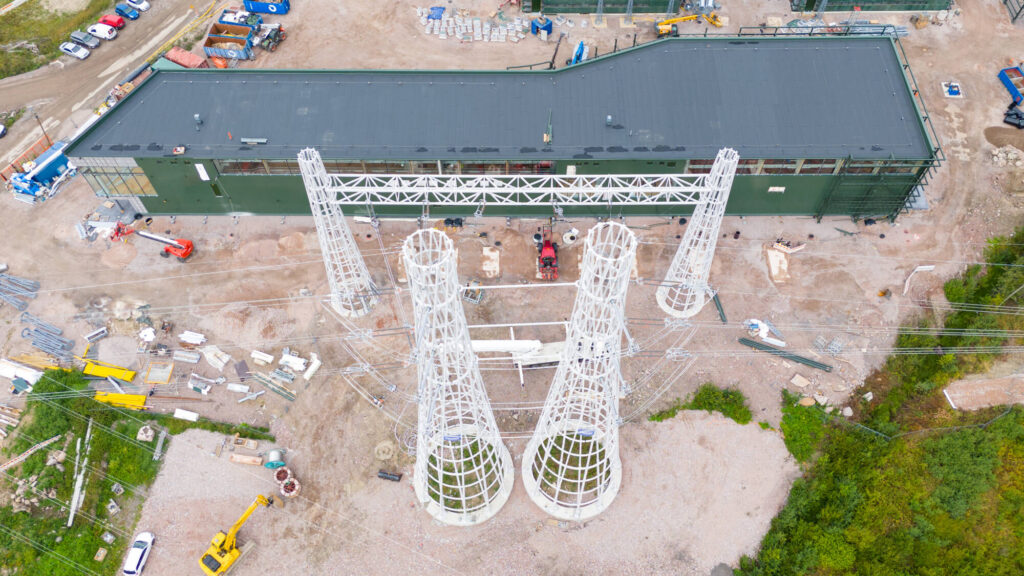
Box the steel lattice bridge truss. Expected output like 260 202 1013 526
323 173 711 208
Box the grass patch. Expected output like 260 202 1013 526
0 0 115 79
2 108 25 129
534 433 609 500
738 226 1024 576
147 413 275 441
0 370 274 575
649 383 752 425
425 439 501 512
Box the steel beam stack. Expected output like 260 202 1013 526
0 274 40 311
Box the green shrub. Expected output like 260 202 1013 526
684 384 752 424
924 429 1000 519
649 384 753 425
779 391 824 463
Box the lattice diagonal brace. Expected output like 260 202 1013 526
297 148 378 317
522 222 638 521
656 148 740 319
403 229 513 526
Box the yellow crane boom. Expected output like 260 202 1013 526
199 494 272 575
655 14 699 37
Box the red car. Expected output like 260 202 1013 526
98 14 126 29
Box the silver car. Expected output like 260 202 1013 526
59 42 90 60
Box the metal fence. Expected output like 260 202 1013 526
792 0 951 10
530 0 679 13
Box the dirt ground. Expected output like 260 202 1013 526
2 0 1024 574
135 413 797 576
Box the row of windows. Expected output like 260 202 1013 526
206 157 927 178
685 158 924 176
80 165 156 197
214 159 557 176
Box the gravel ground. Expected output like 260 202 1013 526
134 411 797 575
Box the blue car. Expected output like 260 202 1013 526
115 4 139 20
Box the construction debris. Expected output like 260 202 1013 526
237 390 265 403
178 331 207 346
278 349 307 372
201 345 232 371
250 350 274 366
303 353 321 381
172 408 199 422
172 350 201 364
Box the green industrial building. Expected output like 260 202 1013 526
66 35 941 221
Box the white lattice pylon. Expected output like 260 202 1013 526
297 148 378 317
656 148 740 318
403 229 513 526
522 222 638 521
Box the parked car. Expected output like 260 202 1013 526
122 532 154 576
0 125 7 139
99 14 126 29
125 0 150 10
87 23 118 40
115 4 139 20
59 42 90 60
69 30 101 49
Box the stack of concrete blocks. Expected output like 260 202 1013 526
417 7 527 44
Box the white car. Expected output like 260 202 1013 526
122 532 154 575
59 42 90 60
125 0 150 10
87 23 117 40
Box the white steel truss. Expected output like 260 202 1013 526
297 148 378 317
403 229 513 526
325 173 708 207
656 148 740 319
522 222 637 521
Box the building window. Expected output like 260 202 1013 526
508 161 554 175
323 160 365 173
216 160 268 175
736 158 761 175
76 158 156 197
461 162 506 175
845 161 878 175
762 160 797 175
412 161 439 174
686 159 714 174
799 159 837 175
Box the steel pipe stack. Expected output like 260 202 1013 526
0 274 40 311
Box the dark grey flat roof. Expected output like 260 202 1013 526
68 37 934 162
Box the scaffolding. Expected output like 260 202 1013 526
297 148 378 317
656 148 739 319
521 222 637 521
403 229 513 526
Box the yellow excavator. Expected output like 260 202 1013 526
199 494 273 575
655 14 699 37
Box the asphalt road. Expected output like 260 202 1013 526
0 0 211 165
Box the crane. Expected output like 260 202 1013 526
655 15 699 37
111 221 195 261
198 494 273 575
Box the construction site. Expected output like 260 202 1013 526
2 0 1024 575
